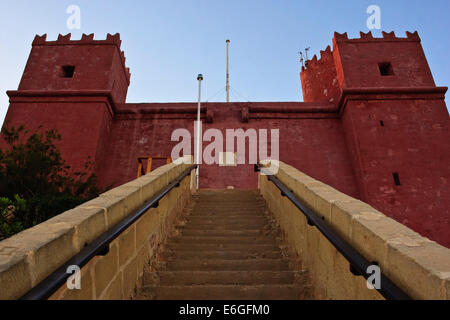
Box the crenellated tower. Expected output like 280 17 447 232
3 33 131 176
300 45 340 104
301 31 449 244
21 33 130 101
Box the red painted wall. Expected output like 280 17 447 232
341 97 450 247
2 97 113 176
98 102 359 199
1 32 449 247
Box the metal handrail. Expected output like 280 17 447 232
254 164 411 300
20 164 197 300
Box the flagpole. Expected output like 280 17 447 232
226 39 230 102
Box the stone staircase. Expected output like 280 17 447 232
137 190 311 300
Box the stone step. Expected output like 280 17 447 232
188 211 267 217
179 224 273 231
192 204 265 209
165 243 281 252
143 270 306 286
185 219 269 226
188 215 267 220
192 200 265 204
162 258 291 271
195 198 263 201
192 202 265 206
140 284 307 300
182 222 269 229
169 236 277 244
191 206 266 210
178 228 274 237
192 196 262 201
193 190 260 196
161 249 283 260
136 189 311 300
187 216 268 223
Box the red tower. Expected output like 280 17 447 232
3 33 130 175
301 31 450 246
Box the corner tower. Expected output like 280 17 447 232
3 33 130 176
301 31 450 247
19 33 130 102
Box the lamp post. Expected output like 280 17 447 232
196 74 203 190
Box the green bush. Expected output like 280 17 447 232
0 195 25 239
0 124 103 240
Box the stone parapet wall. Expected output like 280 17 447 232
0 156 196 300
258 160 450 300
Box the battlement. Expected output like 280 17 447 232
333 30 421 42
300 30 436 103
32 33 131 84
300 44 339 103
301 45 333 72
33 33 122 46
303 30 422 73
18 33 131 102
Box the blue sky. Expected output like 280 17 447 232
0 0 449 123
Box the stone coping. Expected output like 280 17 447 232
259 160 450 299
0 156 194 300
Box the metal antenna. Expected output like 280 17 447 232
299 51 304 68
305 47 310 61
226 39 230 103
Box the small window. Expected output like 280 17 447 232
380 120 385 127
378 62 394 76
61 65 75 78
393 172 401 186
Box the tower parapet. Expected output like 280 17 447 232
333 30 421 42
19 33 130 103
4 33 132 178
301 30 436 105
31 33 131 85
300 45 340 103
302 45 333 71
332 30 435 91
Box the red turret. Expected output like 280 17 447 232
301 31 449 246
3 33 131 176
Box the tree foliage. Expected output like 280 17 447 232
0 124 102 240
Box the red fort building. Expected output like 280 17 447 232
2 31 449 247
